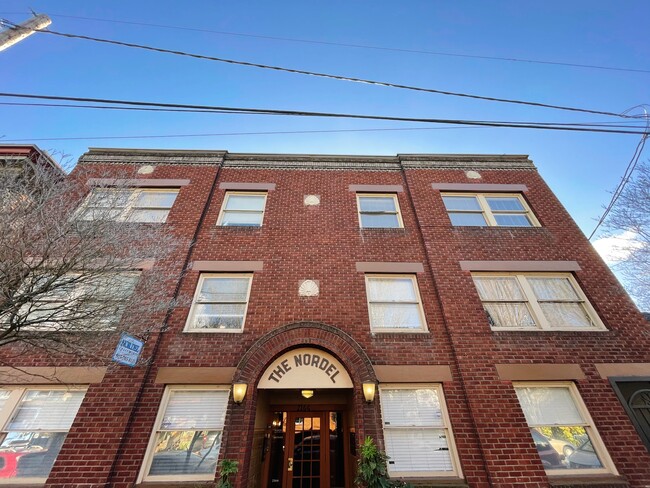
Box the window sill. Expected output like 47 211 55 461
491 327 609 333
389 477 467 487
547 473 627 486
360 227 407 234
215 225 262 230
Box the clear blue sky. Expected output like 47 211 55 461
2 0 648 239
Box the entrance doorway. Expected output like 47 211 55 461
263 409 347 488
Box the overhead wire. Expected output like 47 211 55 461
2 11 649 75
1 19 641 120
1 92 648 135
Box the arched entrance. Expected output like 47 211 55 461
227 322 378 488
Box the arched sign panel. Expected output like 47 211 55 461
258 348 353 389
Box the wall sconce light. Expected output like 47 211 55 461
233 383 247 404
363 383 376 403
301 390 314 399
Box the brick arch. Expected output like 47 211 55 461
234 321 376 386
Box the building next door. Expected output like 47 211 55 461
264 409 347 488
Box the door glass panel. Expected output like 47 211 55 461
292 415 321 488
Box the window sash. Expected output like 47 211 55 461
141 387 229 482
365 275 426 332
472 273 603 331
442 193 537 227
514 383 615 475
78 188 178 222
217 192 267 226
185 275 252 332
357 194 403 229
379 385 460 477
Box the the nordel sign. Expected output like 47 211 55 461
258 348 353 389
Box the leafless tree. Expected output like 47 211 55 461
602 161 650 310
0 153 185 368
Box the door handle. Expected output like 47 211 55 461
287 457 293 471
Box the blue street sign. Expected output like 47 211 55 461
112 333 144 367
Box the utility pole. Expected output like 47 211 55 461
0 14 51 52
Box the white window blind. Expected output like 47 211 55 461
366 276 425 331
161 390 228 430
218 192 266 226
0 389 10 412
8 390 86 430
380 387 456 475
515 387 584 426
357 195 402 228
188 275 252 331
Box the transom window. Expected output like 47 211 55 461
472 273 605 331
185 274 253 332
515 383 616 474
217 192 267 227
78 188 179 223
356 194 403 228
140 387 229 482
0 388 86 482
379 385 461 478
365 275 427 332
442 193 538 227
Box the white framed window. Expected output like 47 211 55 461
184 274 253 333
442 193 539 227
472 273 605 331
0 387 86 483
139 386 229 483
379 384 462 478
514 382 617 475
217 192 267 227
19 272 140 331
365 275 427 332
77 188 179 223
356 194 404 229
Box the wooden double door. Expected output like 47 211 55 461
263 409 347 488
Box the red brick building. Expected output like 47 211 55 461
1 147 650 488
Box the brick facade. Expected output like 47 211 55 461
1 148 649 488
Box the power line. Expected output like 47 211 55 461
12 23 643 120
1 92 648 135
2 101 647 129
0 126 494 143
3 11 649 75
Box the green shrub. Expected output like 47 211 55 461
355 437 412 488
216 459 238 488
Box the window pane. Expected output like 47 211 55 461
360 213 400 228
359 196 396 212
530 427 603 470
162 391 228 429
528 278 579 301
0 431 68 479
148 430 221 476
448 212 487 226
368 278 417 302
220 211 263 226
442 196 481 211
484 303 536 327
515 387 583 425
486 197 525 212
87 189 131 208
192 304 246 329
494 214 532 227
135 191 177 208
127 209 170 223
198 278 249 302
224 195 266 211
381 389 443 427
79 208 123 221
370 303 422 329
474 277 525 301
8 390 85 430
540 303 593 328
384 429 452 472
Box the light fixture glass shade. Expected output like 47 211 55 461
363 383 376 403
233 383 247 403
301 390 314 399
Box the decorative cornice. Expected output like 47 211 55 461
77 149 536 171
